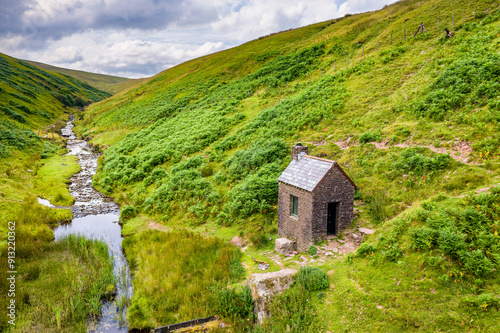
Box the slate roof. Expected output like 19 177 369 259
278 155 334 192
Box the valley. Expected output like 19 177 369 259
2 0 500 332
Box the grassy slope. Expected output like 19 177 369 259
23 59 146 95
76 0 500 331
0 53 115 331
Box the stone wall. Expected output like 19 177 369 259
311 166 355 241
248 269 296 324
277 182 313 252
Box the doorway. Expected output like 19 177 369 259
327 202 338 235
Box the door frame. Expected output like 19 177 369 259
327 202 338 235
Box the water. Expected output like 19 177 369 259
53 116 131 332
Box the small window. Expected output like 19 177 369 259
291 195 299 217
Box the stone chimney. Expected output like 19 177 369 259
291 143 308 160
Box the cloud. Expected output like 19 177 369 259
10 30 226 78
0 0 226 44
0 0 398 78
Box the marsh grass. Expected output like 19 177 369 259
10 234 115 333
123 229 245 330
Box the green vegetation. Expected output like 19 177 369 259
122 229 246 330
0 52 114 332
256 267 329 332
10 234 114 332
34 153 80 206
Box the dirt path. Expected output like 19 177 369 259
331 138 475 165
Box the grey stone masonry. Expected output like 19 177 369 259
278 144 357 252
274 238 297 255
248 269 296 324
291 143 308 161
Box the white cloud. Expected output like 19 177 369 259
0 0 398 78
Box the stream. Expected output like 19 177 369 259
45 116 132 332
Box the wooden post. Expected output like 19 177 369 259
391 33 393 45
452 13 454 27
377 40 379 50
404 29 406 41
475 7 477 17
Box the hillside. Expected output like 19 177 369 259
69 0 500 331
0 52 112 159
23 59 146 95
0 53 115 331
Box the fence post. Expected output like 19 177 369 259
362 46 365 56
452 13 454 27
391 33 393 45
377 40 379 50
404 29 406 41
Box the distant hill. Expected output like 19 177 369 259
24 60 146 95
0 52 111 157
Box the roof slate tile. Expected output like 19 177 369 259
278 156 334 192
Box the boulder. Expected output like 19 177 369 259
359 228 375 235
248 268 296 324
274 238 297 255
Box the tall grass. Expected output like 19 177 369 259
123 229 245 330
7 234 114 332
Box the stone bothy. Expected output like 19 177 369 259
277 144 357 252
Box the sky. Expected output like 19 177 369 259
0 0 399 78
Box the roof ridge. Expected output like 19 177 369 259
303 154 335 164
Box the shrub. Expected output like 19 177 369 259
356 243 377 257
200 163 213 177
295 267 328 291
409 227 437 250
464 293 500 311
121 205 137 220
249 233 269 249
393 148 451 177
307 246 317 256
461 250 494 277
211 286 254 320
359 131 382 144
41 142 58 159
260 286 318 332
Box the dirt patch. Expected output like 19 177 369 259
148 221 169 231
333 139 476 165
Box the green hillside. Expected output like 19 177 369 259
0 53 114 331
70 0 500 331
23 59 146 94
